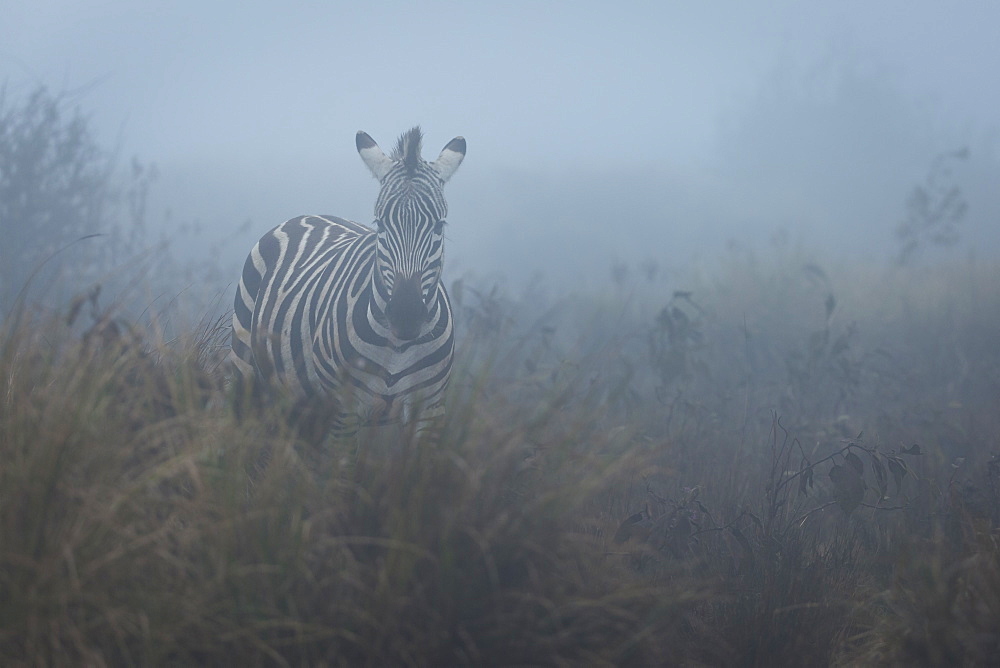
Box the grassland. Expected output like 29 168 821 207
2 247 999 666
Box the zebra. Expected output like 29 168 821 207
230 127 466 436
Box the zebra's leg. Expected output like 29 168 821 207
228 355 260 422
402 396 446 442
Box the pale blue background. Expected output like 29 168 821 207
4 1 999 289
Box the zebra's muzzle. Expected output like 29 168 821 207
386 274 428 340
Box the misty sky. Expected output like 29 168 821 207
3 1 999 290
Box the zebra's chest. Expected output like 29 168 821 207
306 283 452 397
343 340 435 380
326 339 451 426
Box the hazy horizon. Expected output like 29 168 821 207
4 1 999 293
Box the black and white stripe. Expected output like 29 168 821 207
231 127 466 434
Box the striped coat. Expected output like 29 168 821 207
230 128 465 434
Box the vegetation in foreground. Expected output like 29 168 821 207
2 249 1000 666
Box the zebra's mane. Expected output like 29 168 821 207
391 126 423 176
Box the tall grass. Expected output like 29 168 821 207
2 251 999 665
0 304 708 665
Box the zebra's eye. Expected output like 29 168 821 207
434 219 447 234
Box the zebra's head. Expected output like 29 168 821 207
357 127 465 341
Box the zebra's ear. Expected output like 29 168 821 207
431 136 466 183
356 131 394 181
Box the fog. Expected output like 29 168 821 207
3 1 999 294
